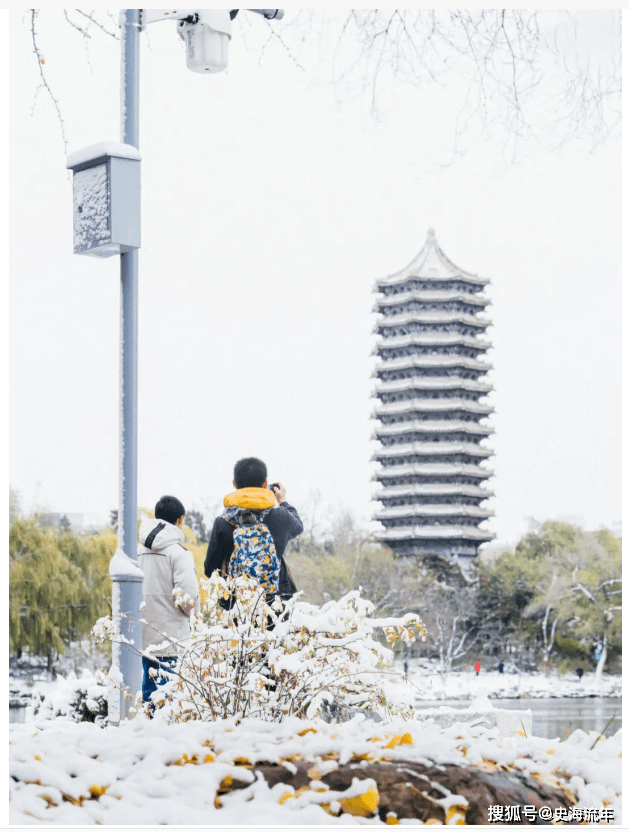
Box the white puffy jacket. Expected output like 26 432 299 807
137 517 200 656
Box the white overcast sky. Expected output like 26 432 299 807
9 9 622 547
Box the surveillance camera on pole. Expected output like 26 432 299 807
141 9 284 73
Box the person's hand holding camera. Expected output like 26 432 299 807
269 482 286 503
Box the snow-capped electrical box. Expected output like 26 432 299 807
66 142 141 257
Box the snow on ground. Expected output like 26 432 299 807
11 658 622 714
9 710 622 825
402 661 623 701
9 660 622 824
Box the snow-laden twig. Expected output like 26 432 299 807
94 573 426 723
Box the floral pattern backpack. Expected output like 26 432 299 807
224 509 281 596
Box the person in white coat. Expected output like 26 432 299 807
137 495 200 707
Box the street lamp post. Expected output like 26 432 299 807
67 7 284 723
112 7 142 724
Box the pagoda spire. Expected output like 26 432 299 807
371 230 494 569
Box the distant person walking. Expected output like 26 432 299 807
576 667 584 682
498 661 504 674
474 660 481 676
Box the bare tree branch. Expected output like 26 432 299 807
73 9 119 39
260 16 305 72
285 9 620 160
63 9 90 37
30 9 68 153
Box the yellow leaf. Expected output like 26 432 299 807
217 775 233 794
170 753 199 766
445 805 467 824
339 785 379 817
89 784 108 799
386 814 399 825
34 755 41 761
234 757 251 766
546 749 555 755
278 789 294 805
203 753 215 763
298 727 316 736
384 733 412 749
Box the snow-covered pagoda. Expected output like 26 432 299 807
371 229 495 569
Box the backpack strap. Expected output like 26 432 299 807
144 522 166 550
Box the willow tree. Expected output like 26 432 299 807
9 519 111 672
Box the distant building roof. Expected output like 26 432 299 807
375 228 490 288
373 398 494 417
373 311 491 332
373 419 494 437
372 355 492 375
372 441 492 461
373 483 494 499
373 376 493 396
376 525 495 542
373 462 494 479
372 332 491 353
374 289 491 309
374 504 493 520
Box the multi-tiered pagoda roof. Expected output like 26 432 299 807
372 229 495 567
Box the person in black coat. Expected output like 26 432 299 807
204 457 303 600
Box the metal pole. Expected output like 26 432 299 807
110 8 142 723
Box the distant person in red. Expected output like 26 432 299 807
474 660 481 676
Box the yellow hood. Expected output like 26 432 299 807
223 487 275 510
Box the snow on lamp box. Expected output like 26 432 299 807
66 142 141 258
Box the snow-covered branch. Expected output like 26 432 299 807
93 574 426 723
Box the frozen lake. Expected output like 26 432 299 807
416 696 621 740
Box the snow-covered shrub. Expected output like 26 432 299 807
32 669 109 724
94 574 425 724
